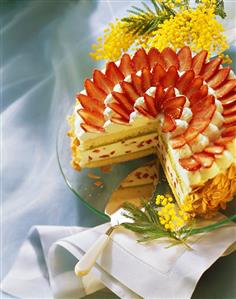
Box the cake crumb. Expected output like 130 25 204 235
94 181 104 187
100 165 112 173
87 173 101 180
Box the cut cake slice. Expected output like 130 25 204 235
68 47 236 216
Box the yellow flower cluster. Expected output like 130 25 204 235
156 195 190 232
90 20 136 61
185 163 236 218
149 2 228 56
157 0 187 10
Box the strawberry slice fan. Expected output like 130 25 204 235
69 46 236 217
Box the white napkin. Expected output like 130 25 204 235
1 220 236 299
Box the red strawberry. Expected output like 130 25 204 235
144 94 158 117
119 53 135 76
93 70 114 94
189 84 208 105
111 91 133 112
171 135 186 149
111 117 129 125
184 76 203 98
81 123 105 133
204 145 224 155
120 81 140 103
221 125 236 137
151 64 166 86
105 62 124 84
191 94 215 114
177 46 192 72
215 136 234 146
141 67 152 91
161 65 179 88
207 67 230 89
164 86 176 100
162 47 179 69
193 152 214 168
162 114 176 133
179 156 201 171
200 57 222 81
162 96 186 110
215 79 236 98
185 104 216 142
220 92 236 107
223 114 236 126
84 79 107 102
135 105 152 118
154 83 165 111
132 48 149 71
78 109 105 127
107 102 130 120
148 48 166 69
222 105 236 116
176 70 195 93
131 73 143 95
192 50 208 75
76 93 105 113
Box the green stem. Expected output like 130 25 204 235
189 214 236 235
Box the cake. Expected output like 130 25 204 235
105 161 158 214
68 46 236 216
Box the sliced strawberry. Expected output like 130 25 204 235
185 104 216 142
215 136 234 146
78 109 105 127
141 67 152 91
161 65 179 88
132 48 149 71
148 48 165 69
223 114 236 126
151 64 166 86
200 57 222 81
93 70 114 94
105 62 124 84
76 93 105 113
135 105 152 118
193 152 214 168
171 135 186 149
144 94 157 117
131 73 143 95
221 125 236 137
161 47 179 69
222 105 236 116
120 81 140 104
162 96 186 110
111 116 129 125
189 84 208 105
164 86 176 100
111 91 133 112
154 83 165 111
204 145 224 155
119 53 135 77
179 156 201 171
81 123 105 133
184 76 203 98
177 46 192 72
207 67 230 89
162 114 176 133
84 79 107 102
216 79 236 98
107 102 130 120
220 92 236 107
192 50 208 75
191 94 215 114
176 70 195 93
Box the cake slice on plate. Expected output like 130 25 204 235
68 46 236 216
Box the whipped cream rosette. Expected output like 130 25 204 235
68 46 236 216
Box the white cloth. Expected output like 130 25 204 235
1 221 236 299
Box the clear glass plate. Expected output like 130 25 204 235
56 113 155 220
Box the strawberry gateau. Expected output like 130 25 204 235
68 46 236 216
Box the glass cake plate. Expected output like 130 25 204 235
56 114 156 220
